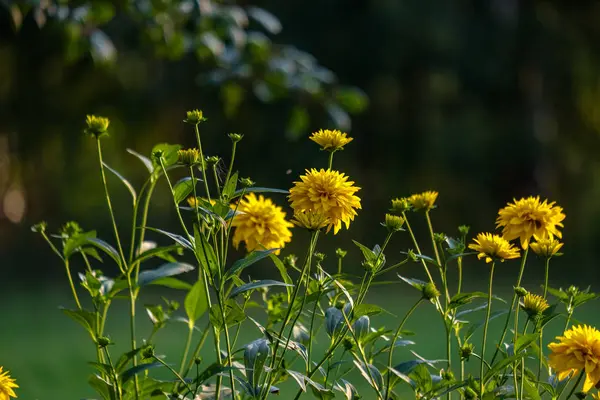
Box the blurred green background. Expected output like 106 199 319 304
3 0 600 398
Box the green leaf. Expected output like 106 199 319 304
121 362 163 383
151 143 182 170
149 277 192 290
185 280 209 326
173 177 195 204
127 148 153 174
229 280 293 298
409 363 433 393
353 240 377 262
145 227 193 250
546 287 569 302
102 162 137 204
191 363 237 386
515 333 539 353
225 248 279 279
115 348 142 372
209 300 246 330
194 226 219 277
85 237 122 266
335 87 369 114
138 262 195 286
231 187 289 199
61 307 97 340
222 171 239 200
353 304 385 319
522 375 541 400
133 244 181 265
63 230 97 259
88 374 112 400
449 292 488 309
397 274 427 291
484 353 524 383
269 254 293 302
465 310 508 341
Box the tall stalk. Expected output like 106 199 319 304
480 261 496 397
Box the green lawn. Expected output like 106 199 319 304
3 286 600 399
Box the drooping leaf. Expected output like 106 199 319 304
225 248 279 279
63 230 97 259
269 254 293 302
146 227 193 251
449 292 488 309
231 187 289 199
61 307 97 340
127 148 154 174
102 162 137 204
173 177 199 204
121 362 164 383
138 262 195 286
84 237 122 266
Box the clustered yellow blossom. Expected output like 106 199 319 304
529 238 563 258
84 115 110 137
548 325 600 392
231 193 292 253
289 169 361 234
408 191 438 211
521 293 549 315
0 366 18 400
178 148 201 166
309 129 353 152
468 232 520 263
496 196 565 249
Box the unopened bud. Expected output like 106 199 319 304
422 282 441 301
335 248 347 259
142 345 155 359
514 286 528 298
184 109 206 125
228 133 244 143
84 115 110 138
97 337 111 348
384 214 405 232
239 177 255 188
390 197 411 214
459 343 474 361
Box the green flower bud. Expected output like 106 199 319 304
31 221 48 234
142 345 155 359
384 214 405 232
84 115 110 138
335 248 347 259
514 286 529 298
442 369 455 381
342 337 355 352
459 343 474 361
283 254 297 269
314 252 326 263
390 197 411 214
362 259 376 272
335 300 345 310
184 109 206 125
407 249 418 262
239 177 255 188
464 387 478 399
433 232 447 243
177 148 200 166
458 225 470 237
97 337 111 348
228 133 244 143
422 282 441 301
194 357 202 365
206 156 220 165
151 150 164 164
60 221 83 238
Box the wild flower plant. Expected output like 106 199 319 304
24 110 600 399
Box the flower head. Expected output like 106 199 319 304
422 282 441 301
496 196 565 249
548 325 600 392
408 191 439 212
530 238 564 258
288 169 361 234
291 210 330 231
0 366 18 399
84 115 110 138
231 193 292 254
184 109 206 124
391 197 411 214
384 214 405 232
521 293 549 315
468 232 520 263
178 148 201 166
309 129 353 152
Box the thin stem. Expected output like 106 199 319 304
563 370 584 400
154 355 194 394
212 164 222 198
490 248 529 365
160 159 192 240
224 141 237 192
327 151 335 169
194 124 211 202
217 292 237 400
538 258 551 386
178 326 194 377
425 211 442 266
457 257 463 294
64 258 82 309
385 299 423 399
307 291 323 373
183 323 211 379
104 347 123 400
480 262 496 397
402 212 435 283
134 179 157 280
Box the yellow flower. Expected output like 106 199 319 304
408 191 438 211
288 169 361 234
291 210 330 231
384 214 405 232
309 129 353 151
529 238 564 258
468 232 520 263
84 115 110 138
187 197 216 208
548 325 600 392
178 148 201 166
231 193 292 253
590 392 600 400
0 367 18 400
496 196 565 249
521 293 549 315
390 197 411 214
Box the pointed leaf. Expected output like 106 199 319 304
232 187 289 199
222 171 239 200
121 362 164 383
229 280 293 298
138 262 194 286
102 162 137 204
127 148 154 173
225 248 279 279
185 280 209 326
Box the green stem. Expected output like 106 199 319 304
104 347 123 400
490 248 529 365
217 292 237 400
480 262 496 397
457 257 463 294
134 179 157 280
160 159 192 240
178 326 194 376
538 258 551 386
212 164 222 198
402 212 435 283
154 355 194 395
327 151 335 169
64 258 82 309
307 291 323 373
194 124 211 202
183 323 211 378
563 370 584 400
224 141 237 192
385 299 423 399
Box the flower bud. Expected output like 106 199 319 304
514 286 529 298
459 343 474 361
60 221 83 238
283 254 297 269
206 156 220 165
314 252 326 263
239 177 255 188
422 282 441 301
335 248 347 259
184 109 206 125
384 214 405 232
390 197 411 214
31 221 48 234
177 148 200 166
407 249 418 262
458 225 470 237
433 232 447 243
441 369 455 381
228 133 244 143
362 260 376 272
142 345 155 359
194 357 202 365
84 115 110 138
342 337 355 352
152 150 164 164
97 336 111 348
521 293 549 316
